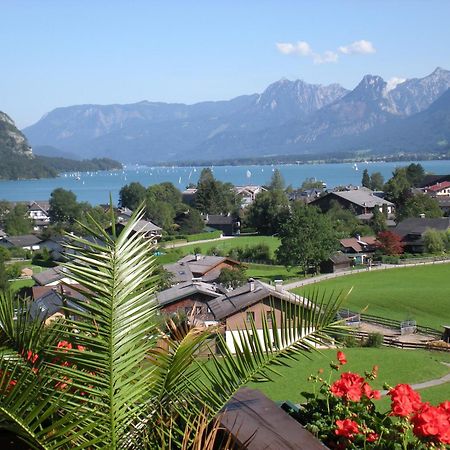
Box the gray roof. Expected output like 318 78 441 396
156 281 223 306
32 266 67 286
4 235 42 247
395 217 450 238
331 189 394 208
163 262 194 283
206 280 311 321
28 201 50 212
204 214 235 225
29 289 85 322
126 219 162 233
329 252 352 264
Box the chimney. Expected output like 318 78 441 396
248 278 255 292
195 253 201 261
274 279 283 292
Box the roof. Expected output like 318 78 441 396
163 262 194 283
340 236 377 253
419 174 450 188
3 235 42 247
395 217 450 238
204 214 235 225
156 280 223 306
32 266 67 285
329 189 394 208
329 252 351 264
220 387 325 450
27 201 50 212
427 181 450 192
128 219 162 233
206 280 311 321
29 289 85 322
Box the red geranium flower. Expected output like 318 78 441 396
337 351 347 365
412 402 450 444
331 372 365 402
335 419 359 439
388 384 422 417
362 383 381 400
366 432 379 443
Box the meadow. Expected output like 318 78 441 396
292 264 450 330
246 347 450 405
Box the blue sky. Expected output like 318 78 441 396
2 0 450 128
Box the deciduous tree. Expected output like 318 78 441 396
49 188 80 224
4 204 33 235
376 230 404 255
118 182 146 211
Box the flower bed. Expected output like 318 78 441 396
292 351 450 449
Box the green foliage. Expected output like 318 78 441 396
194 168 240 214
245 189 289 235
369 172 385 191
300 177 325 189
364 332 384 348
268 168 285 191
185 230 221 242
423 229 447 254
0 247 11 263
369 208 387 234
227 244 272 262
361 169 370 188
3 204 33 236
217 266 247 289
405 163 425 186
397 193 443 221
384 167 412 207
49 188 80 224
326 200 363 238
177 208 204 235
277 204 338 273
5 263 21 279
37 156 122 173
119 181 146 210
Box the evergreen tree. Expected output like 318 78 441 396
361 169 371 188
178 208 204 234
370 208 387 234
277 204 337 273
269 169 285 191
369 172 384 191
405 163 425 187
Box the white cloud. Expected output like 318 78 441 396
276 41 312 56
386 77 407 92
338 40 376 55
313 51 339 65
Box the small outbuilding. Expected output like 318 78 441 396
320 252 352 274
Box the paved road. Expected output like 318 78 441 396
283 259 450 291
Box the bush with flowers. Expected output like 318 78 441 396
293 351 450 449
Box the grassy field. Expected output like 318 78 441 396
293 264 450 330
157 235 280 264
245 263 303 283
246 348 450 404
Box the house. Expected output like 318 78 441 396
394 217 450 253
320 252 352 273
234 185 267 208
32 265 77 286
157 280 225 325
107 219 162 243
27 201 51 230
206 279 312 354
340 235 378 264
181 188 198 205
0 235 42 251
203 214 240 236
424 181 450 196
29 286 86 324
310 188 395 220
163 254 241 284
418 174 450 189
39 236 67 261
288 188 323 203
157 278 313 354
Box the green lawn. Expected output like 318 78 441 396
246 348 450 404
293 264 450 330
245 263 303 283
157 235 280 264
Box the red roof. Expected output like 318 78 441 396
427 181 450 192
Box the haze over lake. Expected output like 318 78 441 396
2 160 450 205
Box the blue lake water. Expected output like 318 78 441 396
1 160 450 205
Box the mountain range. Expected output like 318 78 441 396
23 67 450 163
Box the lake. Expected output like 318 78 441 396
1 160 449 205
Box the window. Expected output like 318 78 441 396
266 311 273 323
184 307 192 315
246 311 255 322
195 306 202 315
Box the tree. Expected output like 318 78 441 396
397 194 443 221
0 208 343 448
405 163 425 187
376 231 404 255
268 169 285 191
300 177 324 189
326 200 361 238
370 208 387 234
4 204 32 235
245 189 290 235
177 208 204 234
146 198 176 231
384 168 412 208
277 204 338 273
48 188 80 224
217 266 247 289
423 229 446 254
118 182 146 211
194 168 239 214
361 169 370 188
369 172 384 191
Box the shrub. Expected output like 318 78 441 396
364 332 384 348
